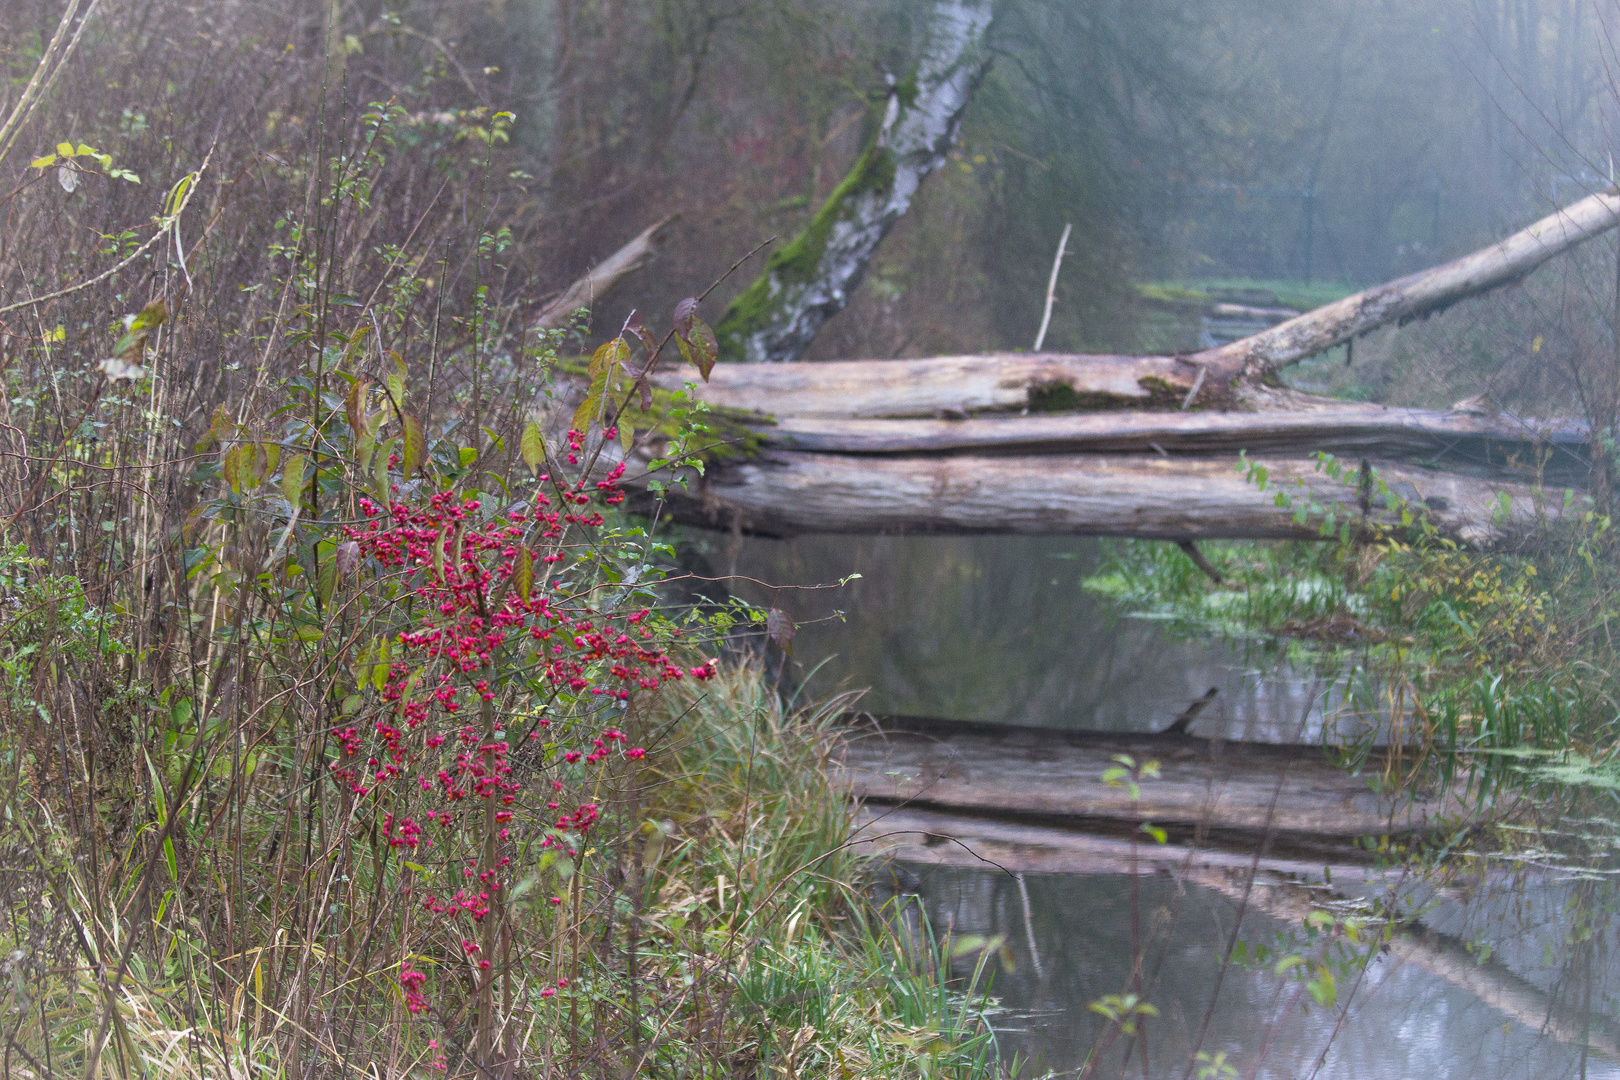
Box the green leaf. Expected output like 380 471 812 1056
371 635 392 692
372 437 396 500
165 172 193 218
281 453 308 505
401 414 425 478
515 548 534 601
387 351 408 407
317 541 338 607
29 154 57 168
571 394 602 436
521 421 545 473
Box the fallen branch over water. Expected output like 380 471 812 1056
756 404 1587 477
656 450 1562 544
1194 188 1620 388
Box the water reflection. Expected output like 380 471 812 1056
710 532 1339 741
894 866 1619 1080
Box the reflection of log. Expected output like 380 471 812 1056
837 717 1454 846
531 214 677 330
657 450 1560 545
856 807 1620 1058
1195 189 1620 387
1190 869 1620 1063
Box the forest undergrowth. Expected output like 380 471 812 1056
0 7 1006 1077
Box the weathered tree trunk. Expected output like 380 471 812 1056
656 351 1188 415
1194 188 1620 390
747 407 1591 488
712 0 994 364
756 406 1586 466
652 450 1559 545
531 214 677 331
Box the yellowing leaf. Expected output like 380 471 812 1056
281 453 308 505
345 380 369 439
515 548 534 601
401 414 425 477
521 420 545 473
572 394 602 436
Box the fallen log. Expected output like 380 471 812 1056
1195 188 1620 388
755 404 1589 483
652 351 1188 416
837 717 1453 845
654 449 1564 544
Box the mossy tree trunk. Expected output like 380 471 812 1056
714 0 994 364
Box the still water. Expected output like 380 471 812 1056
702 529 1616 1078
713 532 1333 741
898 866 1618 1080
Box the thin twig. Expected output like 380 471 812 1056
1033 222 1071 352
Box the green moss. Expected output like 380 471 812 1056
1135 375 1194 408
1131 282 1209 308
893 71 919 109
715 135 897 361
1020 375 1189 413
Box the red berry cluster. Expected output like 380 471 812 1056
332 481 715 1021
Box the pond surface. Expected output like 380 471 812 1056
710 532 1354 742
892 864 1619 1080
698 528 1616 1076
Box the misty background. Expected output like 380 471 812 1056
3 0 1616 415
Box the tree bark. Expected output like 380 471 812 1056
652 450 1561 545
654 351 1189 416
530 214 678 331
754 404 1588 478
712 0 994 364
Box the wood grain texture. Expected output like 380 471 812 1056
758 404 1588 465
650 352 1190 417
657 450 1563 543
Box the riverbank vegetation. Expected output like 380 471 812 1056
1087 473 1620 811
